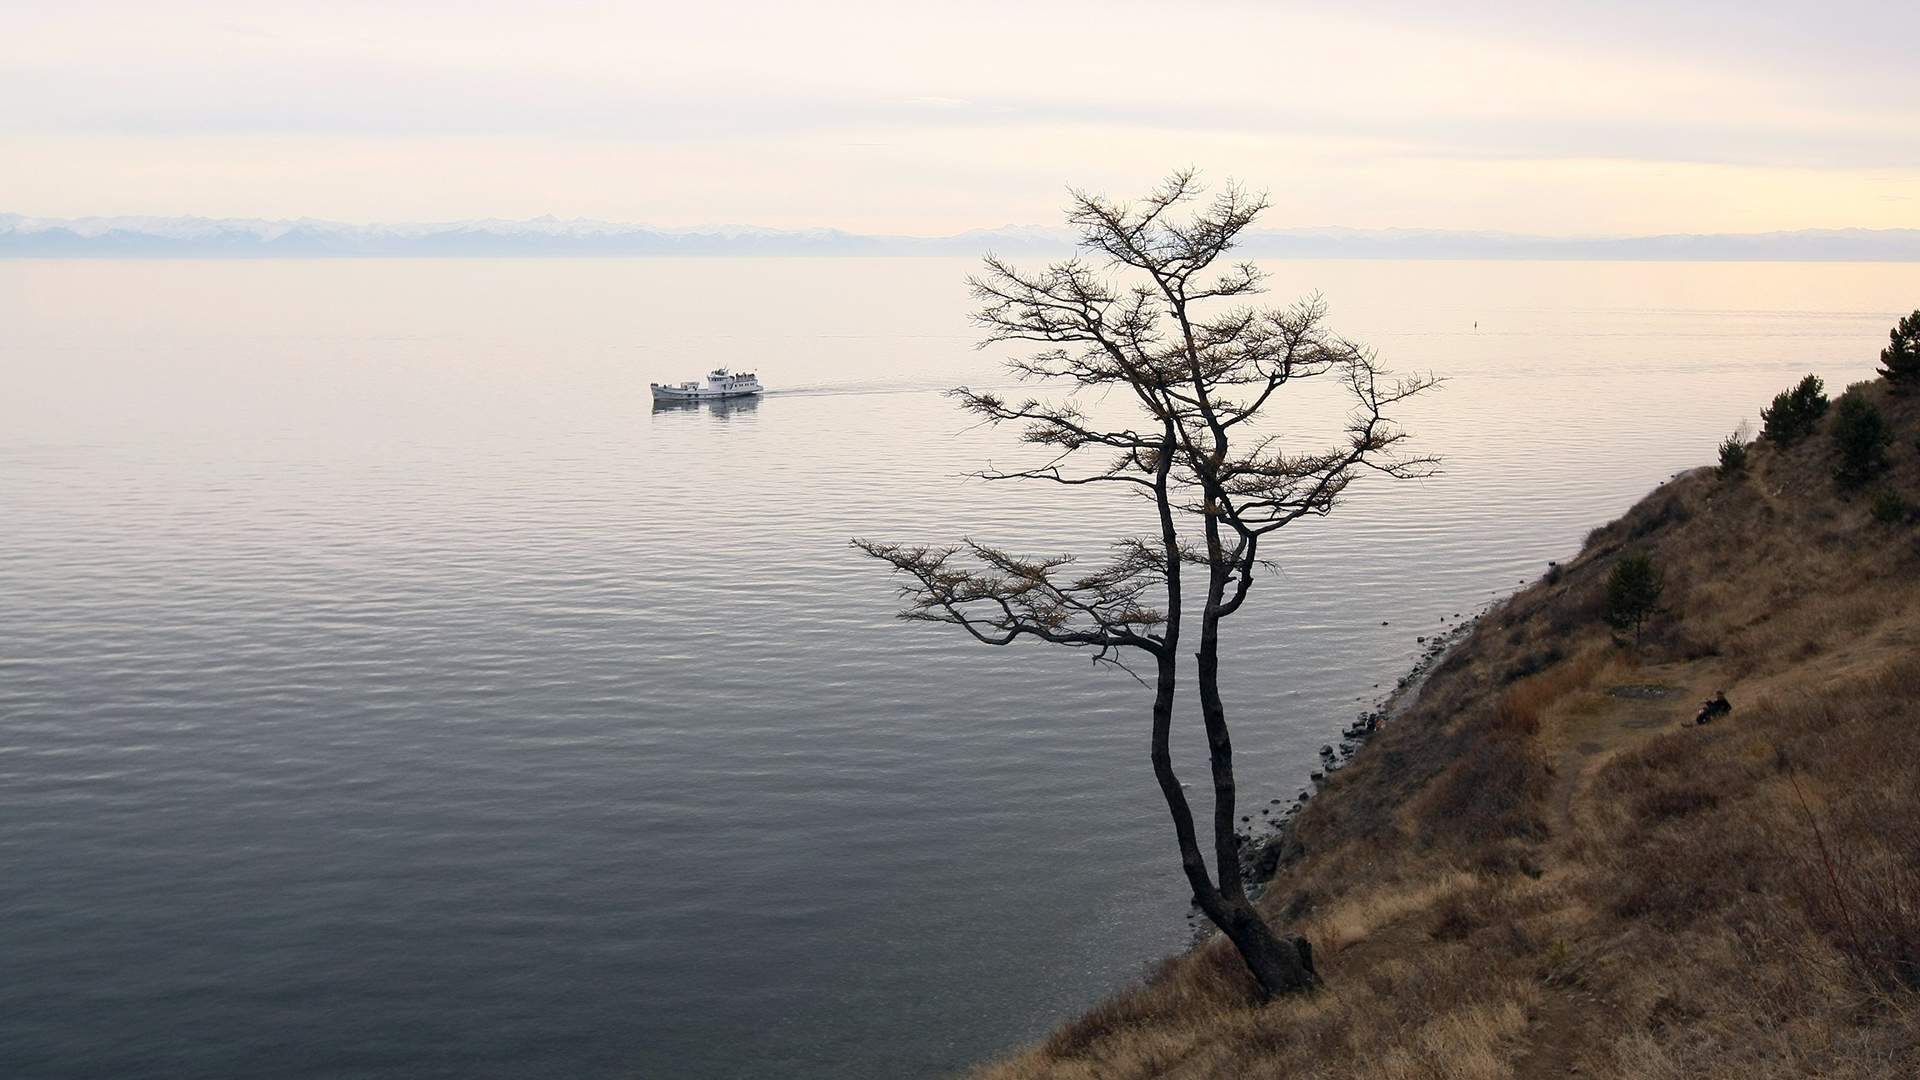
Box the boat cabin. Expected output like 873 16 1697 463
707 368 760 392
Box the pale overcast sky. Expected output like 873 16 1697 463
6 0 1919 233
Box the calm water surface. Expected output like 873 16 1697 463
3 258 1917 1079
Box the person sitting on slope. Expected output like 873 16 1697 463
1694 690 1731 726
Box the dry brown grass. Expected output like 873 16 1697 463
990 950 1543 1080
967 379 1920 1080
1495 648 1611 733
1302 870 1480 952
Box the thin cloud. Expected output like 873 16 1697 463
2 0 1916 231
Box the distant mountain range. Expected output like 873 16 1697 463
5 213 1920 260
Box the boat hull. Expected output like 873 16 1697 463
649 386 763 401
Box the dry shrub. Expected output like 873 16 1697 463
1641 620 1721 660
1602 822 1780 930
1584 729 1784 930
1419 872 1565 953
1495 648 1609 732
990 953 1542 1080
1413 726 1551 846
1545 581 1607 639
1593 731 1757 829
1489 696 1541 738
1352 996 1532 1080
1471 840 1545 880
1719 627 1768 679
1498 646 1563 685
1412 650 1611 848
1765 658 1920 991
1301 871 1480 953
1632 784 1720 822
1783 775 1920 992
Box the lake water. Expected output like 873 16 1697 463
3 258 1917 1079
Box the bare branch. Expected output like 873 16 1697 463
854 171 1436 998
851 538 1169 656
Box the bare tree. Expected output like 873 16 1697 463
854 172 1437 997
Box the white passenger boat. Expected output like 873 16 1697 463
650 368 763 401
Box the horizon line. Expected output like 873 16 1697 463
7 211 1920 242
6 213 1920 261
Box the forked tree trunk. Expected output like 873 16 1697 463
1149 618 1319 999
1189 520 1319 997
1219 899 1317 994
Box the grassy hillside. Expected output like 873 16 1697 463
973 376 1920 1080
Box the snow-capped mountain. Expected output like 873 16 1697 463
2 214 1917 259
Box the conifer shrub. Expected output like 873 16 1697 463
1604 552 1664 647
1832 390 1892 487
1871 489 1912 526
1716 430 1748 479
1761 374 1829 445
1879 309 1920 389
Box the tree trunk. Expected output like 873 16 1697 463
1149 654 1217 909
1191 516 1318 998
1220 898 1319 995
1196 519 1245 902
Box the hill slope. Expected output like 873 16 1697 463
974 377 1920 1080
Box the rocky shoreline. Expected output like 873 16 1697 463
1234 612 1481 902
1172 608 1486 938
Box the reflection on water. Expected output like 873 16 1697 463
2 257 1918 1080
650 393 762 420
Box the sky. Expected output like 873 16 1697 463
5 0 1920 234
